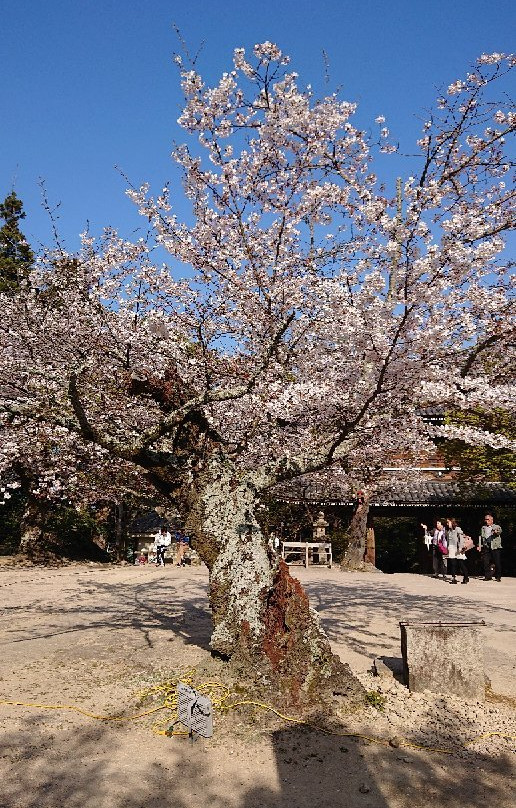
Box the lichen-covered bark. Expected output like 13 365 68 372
187 464 273 657
341 492 372 570
186 460 274 658
184 456 363 706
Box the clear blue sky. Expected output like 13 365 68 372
1 0 514 252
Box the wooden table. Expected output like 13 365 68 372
281 541 333 568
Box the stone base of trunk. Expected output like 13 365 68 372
227 561 365 708
340 559 382 573
226 650 364 712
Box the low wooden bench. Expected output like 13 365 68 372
281 541 332 569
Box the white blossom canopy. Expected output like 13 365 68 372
1 44 515 505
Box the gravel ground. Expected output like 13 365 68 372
0 561 514 808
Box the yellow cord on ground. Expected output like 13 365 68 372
1 680 515 755
225 700 456 755
464 731 516 746
0 699 167 722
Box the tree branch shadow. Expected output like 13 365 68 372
1 705 513 808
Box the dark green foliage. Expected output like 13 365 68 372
327 527 350 562
258 495 316 542
0 191 34 295
364 690 387 711
0 496 110 561
0 491 24 554
373 516 424 574
43 506 109 560
442 409 516 483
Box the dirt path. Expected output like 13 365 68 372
295 566 516 698
0 563 514 808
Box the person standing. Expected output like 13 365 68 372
174 528 190 566
478 513 502 581
154 526 171 567
456 531 473 584
422 520 447 580
162 525 172 561
446 518 464 584
269 531 281 554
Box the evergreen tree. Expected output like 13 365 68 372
0 191 34 295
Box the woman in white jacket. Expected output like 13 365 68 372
446 518 464 584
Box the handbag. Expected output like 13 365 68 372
437 540 448 555
461 536 474 552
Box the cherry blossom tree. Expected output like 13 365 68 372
1 44 514 702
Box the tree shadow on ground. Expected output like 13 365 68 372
0 571 214 657
3 567 513 668
0 711 191 808
302 577 515 664
0 702 513 808
259 717 515 808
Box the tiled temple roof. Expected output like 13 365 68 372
374 481 515 507
275 479 516 507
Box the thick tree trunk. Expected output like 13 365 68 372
341 491 372 570
183 457 363 706
113 501 128 560
19 495 50 558
365 525 376 566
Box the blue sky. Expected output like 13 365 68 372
1 0 514 252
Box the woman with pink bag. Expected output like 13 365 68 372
447 519 474 584
456 528 474 584
422 519 447 580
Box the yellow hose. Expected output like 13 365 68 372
1 679 515 755
0 699 166 722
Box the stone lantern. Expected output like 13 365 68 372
313 511 329 565
313 511 329 540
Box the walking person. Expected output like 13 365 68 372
446 518 464 584
421 519 447 580
422 524 432 574
174 528 190 566
478 513 502 581
456 530 474 584
154 525 171 567
269 531 281 554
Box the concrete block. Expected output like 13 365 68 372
400 621 485 701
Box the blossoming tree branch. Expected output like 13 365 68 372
1 43 514 702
